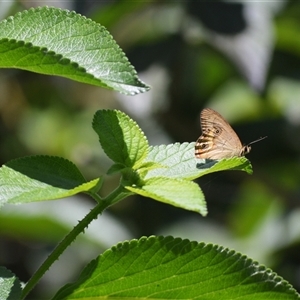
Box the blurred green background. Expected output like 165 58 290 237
1 0 300 298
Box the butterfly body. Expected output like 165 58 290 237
195 108 251 159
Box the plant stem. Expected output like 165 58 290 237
21 184 130 299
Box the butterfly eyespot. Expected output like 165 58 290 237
200 143 209 149
213 127 222 135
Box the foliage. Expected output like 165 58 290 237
0 7 149 95
0 3 299 300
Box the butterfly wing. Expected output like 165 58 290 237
195 108 244 159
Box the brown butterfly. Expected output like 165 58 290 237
195 108 267 159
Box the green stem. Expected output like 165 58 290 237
21 184 130 299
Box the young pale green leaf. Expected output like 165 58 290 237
125 177 207 216
0 7 149 95
93 110 149 169
0 156 101 206
0 267 22 300
145 142 253 180
52 236 299 300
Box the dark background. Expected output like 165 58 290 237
1 0 300 298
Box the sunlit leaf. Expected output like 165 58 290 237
0 7 149 95
53 236 299 299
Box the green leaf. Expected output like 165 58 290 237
0 267 22 300
0 7 149 95
93 110 149 168
228 180 278 237
106 163 127 175
0 213 71 243
145 142 252 180
0 198 128 246
276 17 300 56
202 156 253 175
125 177 207 216
0 156 101 206
52 236 299 300
92 1 148 28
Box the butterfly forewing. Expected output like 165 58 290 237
195 108 245 159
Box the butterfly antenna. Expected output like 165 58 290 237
248 136 267 146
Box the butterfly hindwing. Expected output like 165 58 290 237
195 108 246 159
